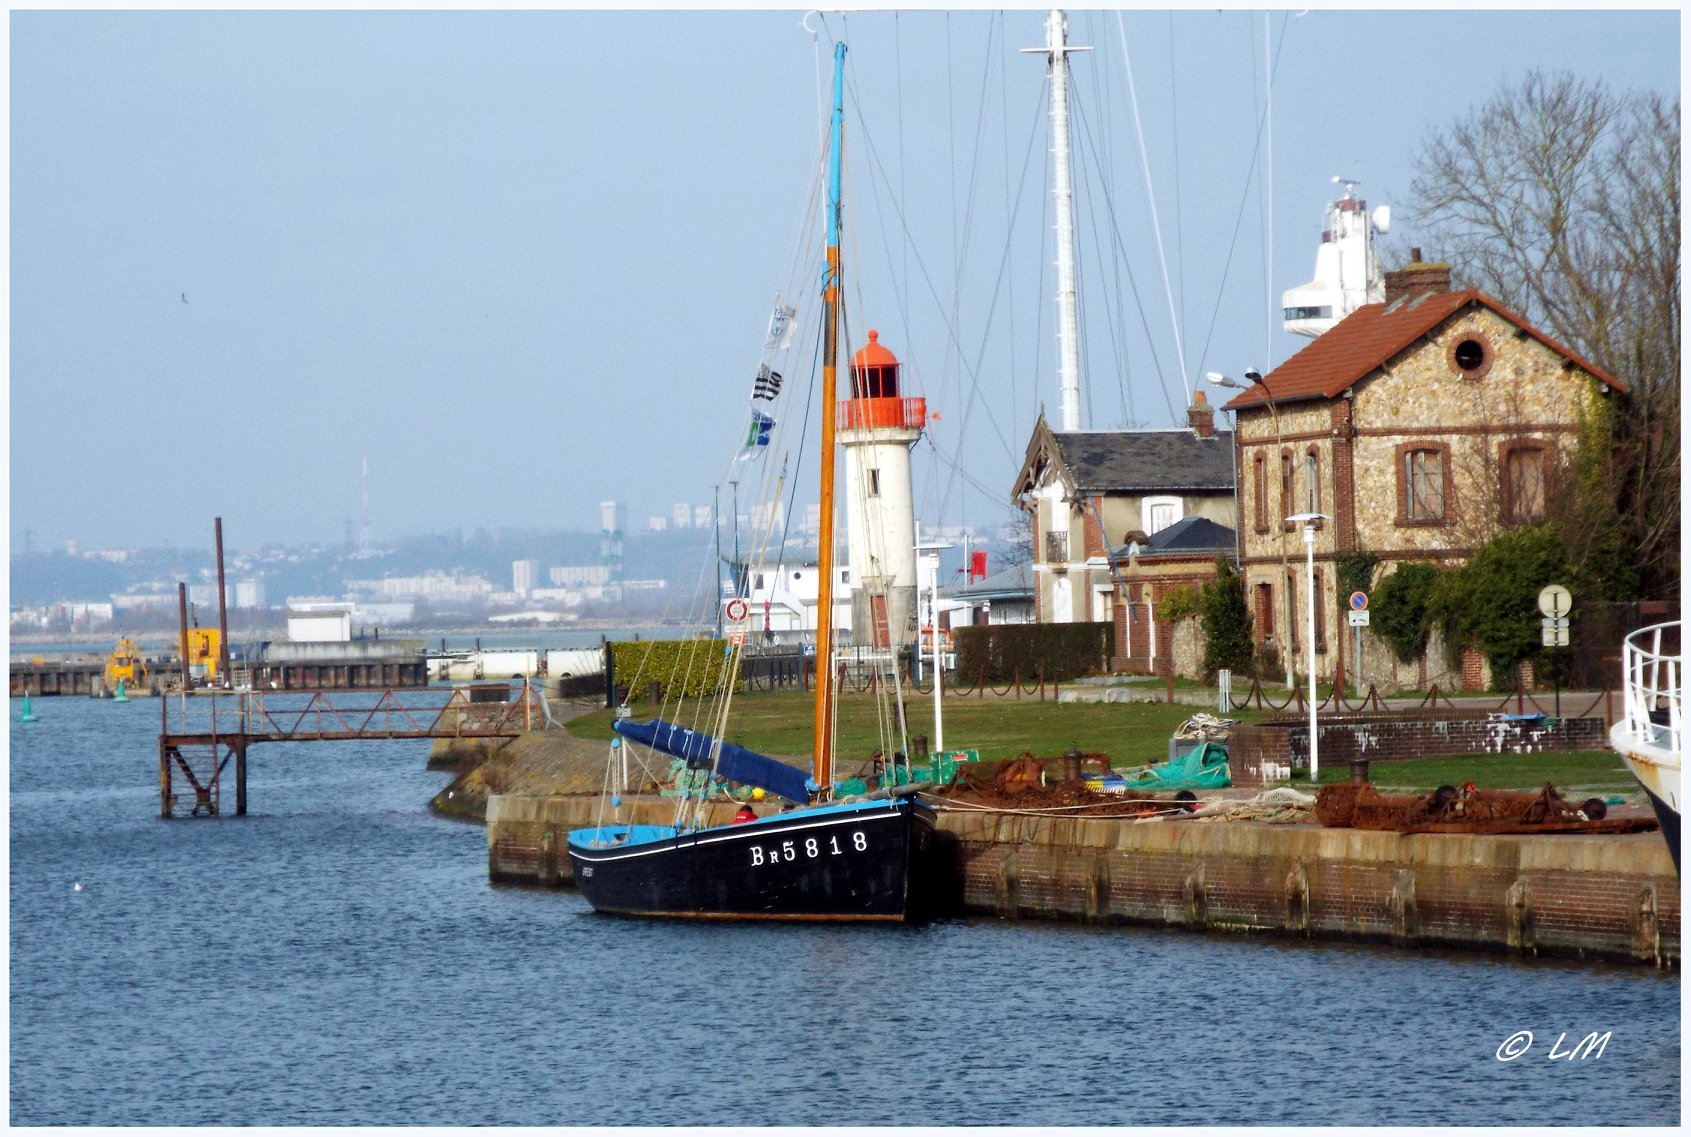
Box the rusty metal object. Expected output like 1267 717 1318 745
935 753 1186 816
1316 780 1658 835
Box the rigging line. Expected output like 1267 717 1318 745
1112 10 1192 407
1191 13 1293 382
1168 12 1187 377
846 94 1027 470
1068 83 1180 427
1073 87 1142 428
996 11 1022 488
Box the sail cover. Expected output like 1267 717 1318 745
614 718 810 805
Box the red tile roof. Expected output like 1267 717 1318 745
1220 289 1625 410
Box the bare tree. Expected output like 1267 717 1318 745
1409 71 1680 599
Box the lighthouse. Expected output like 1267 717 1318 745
839 329 925 650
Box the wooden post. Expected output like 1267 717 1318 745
235 739 247 817
158 740 172 819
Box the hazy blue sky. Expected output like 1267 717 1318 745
10 7 1679 553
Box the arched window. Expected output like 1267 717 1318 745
1252 453 1268 532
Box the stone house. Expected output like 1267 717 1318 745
1010 396 1237 672
1220 256 1626 688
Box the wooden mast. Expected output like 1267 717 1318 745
812 40 846 796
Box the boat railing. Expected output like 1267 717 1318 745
1618 621 1681 760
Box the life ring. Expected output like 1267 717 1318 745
725 598 750 622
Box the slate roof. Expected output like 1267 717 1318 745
1220 289 1625 411
1049 428 1235 492
1135 515 1237 557
947 561 1033 602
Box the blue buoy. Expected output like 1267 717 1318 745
19 693 37 723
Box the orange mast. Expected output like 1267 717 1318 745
811 40 847 797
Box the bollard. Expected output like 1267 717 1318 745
1062 746 1083 784
648 680 663 705
1349 758 1371 785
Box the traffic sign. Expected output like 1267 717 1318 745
1542 626 1570 647
1537 584 1572 619
1348 610 1370 627
1541 617 1569 630
1349 591 1369 611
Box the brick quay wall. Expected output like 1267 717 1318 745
485 792 1678 968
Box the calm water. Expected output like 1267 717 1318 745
10 695 1680 1126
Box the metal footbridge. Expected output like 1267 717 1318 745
157 683 543 818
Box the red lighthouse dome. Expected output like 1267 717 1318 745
850 329 900 398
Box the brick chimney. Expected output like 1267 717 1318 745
1188 389 1216 439
1384 246 1452 307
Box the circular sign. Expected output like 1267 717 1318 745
725 598 750 623
1349 591 1368 612
1537 584 1572 619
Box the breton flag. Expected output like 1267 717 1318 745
752 364 783 401
766 298 797 351
738 411 775 460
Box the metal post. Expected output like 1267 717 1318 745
1304 521 1319 782
214 517 232 687
235 739 247 817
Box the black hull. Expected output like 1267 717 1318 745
1641 785 1681 874
568 798 936 922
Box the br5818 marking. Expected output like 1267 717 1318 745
750 829 867 866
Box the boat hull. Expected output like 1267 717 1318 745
1616 743 1681 873
567 797 937 922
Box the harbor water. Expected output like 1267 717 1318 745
10 697 1680 1126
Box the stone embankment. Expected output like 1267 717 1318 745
440 713 1679 968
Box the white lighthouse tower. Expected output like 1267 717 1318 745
1282 178 1392 338
839 329 925 650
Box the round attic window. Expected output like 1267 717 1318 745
1449 334 1493 379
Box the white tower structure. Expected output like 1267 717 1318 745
1024 10 1090 430
1282 178 1391 338
839 330 925 650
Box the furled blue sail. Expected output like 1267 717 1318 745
613 718 810 805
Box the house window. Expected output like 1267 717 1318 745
1312 569 1327 653
1252 454 1268 533
1144 495 1181 536
868 468 881 497
1255 581 1274 638
1280 450 1294 526
1045 531 1069 563
1286 569 1299 652
1502 442 1548 524
1304 448 1320 514
1399 444 1448 524
1449 333 1494 380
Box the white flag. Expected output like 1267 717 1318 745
766 298 797 351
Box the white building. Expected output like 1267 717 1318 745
512 559 537 597
287 608 352 643
234 579 266 609
549 564 610 587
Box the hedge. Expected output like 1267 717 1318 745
953 621 1114 683
607 638 735 701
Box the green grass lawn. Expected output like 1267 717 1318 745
568 689 1204 765
1308 750 1638 795
567 691 1640 795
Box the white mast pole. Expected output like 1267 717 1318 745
1026 10 1090 432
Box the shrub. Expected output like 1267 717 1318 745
1430 524 1572 678
608 638 735 701
1197 555 1254 678
1372 562 1441 664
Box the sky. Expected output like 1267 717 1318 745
8 6 1681 554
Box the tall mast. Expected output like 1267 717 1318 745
1024 10 1090 431
812 40 846 795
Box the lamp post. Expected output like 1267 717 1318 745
1206 369 1293 689
915 532 953 752
1286 511 1330 783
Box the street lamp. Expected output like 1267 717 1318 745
1206 369 1293 690
1286 511 1330 783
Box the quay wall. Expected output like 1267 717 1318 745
485 792 1678 967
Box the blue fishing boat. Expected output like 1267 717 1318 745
568 42 937 922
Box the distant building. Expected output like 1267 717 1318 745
512 559 537 597
234 579 266 609
287 608 352 643
549 565 610 588
693 504 712 529
672 502 693 529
